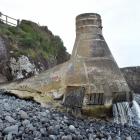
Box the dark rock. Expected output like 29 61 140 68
48 126 59 135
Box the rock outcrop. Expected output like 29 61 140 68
10 55 38 80
0 20 69 82
121 67 140 93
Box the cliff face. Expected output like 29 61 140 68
121 67 140 93
0 20 69 82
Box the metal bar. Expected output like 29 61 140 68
2 13 17 21
6 16 8 24
17 19 20 26
7 21 16 26
0 13 19 26
0 19 16 26
0 16 19 26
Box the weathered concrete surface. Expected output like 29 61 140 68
121 67 140 93
0 62 68 106
0 13 133 116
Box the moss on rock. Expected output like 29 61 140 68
82 105 112 119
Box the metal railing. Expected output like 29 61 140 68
0 12 20 26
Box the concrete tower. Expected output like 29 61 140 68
64 13 132 107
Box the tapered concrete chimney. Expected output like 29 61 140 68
66 13 132 106
76 13 102 36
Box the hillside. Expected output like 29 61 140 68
0 20 70 82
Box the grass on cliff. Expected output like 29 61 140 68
0 20 69 64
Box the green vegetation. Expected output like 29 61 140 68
0 20 69 64
82 105 112 118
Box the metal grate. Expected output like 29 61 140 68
88 93 104 105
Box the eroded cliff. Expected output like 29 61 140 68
0 20 69 82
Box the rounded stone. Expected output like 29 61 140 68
45 110 50 114
125 136 132 140
40 128 46 134
4 103 11 111
3 125 18 134
62 135 72 140
0 119 3 123
22 119 30 126
7 133 13 140
69 125 76 132
5 116 16 123
49 135 56 140
19 110 28 119
113 136 121 140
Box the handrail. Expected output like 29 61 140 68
0 12 20 26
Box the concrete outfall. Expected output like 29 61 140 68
0 13 133 117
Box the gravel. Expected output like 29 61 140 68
0 91 140 140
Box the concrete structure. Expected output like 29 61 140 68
0 13 133 116
121 67 140 94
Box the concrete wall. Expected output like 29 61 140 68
121 67 140 93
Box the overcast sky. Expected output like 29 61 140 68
0 0 140 67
